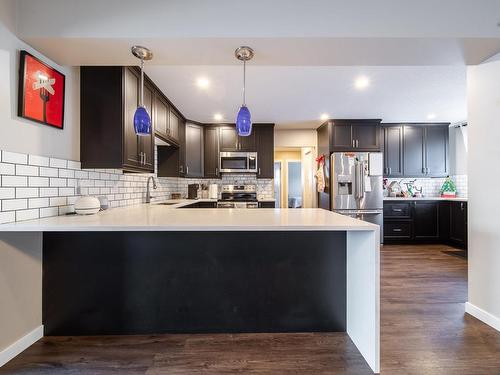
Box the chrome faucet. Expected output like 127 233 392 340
146 176 157 203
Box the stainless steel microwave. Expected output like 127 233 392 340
219 152 258 173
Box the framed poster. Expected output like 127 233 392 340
18 50 65 129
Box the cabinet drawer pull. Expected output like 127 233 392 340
392 208 403 212
392 228 403 232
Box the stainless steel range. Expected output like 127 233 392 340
217 185 258 208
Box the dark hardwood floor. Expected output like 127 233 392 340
2 244 500 374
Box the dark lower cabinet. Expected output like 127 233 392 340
413 201 439 240
183 201 217 208
384 200 467 252
258 201 276 208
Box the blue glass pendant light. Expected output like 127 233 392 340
131 46 153 136
235 46 254 136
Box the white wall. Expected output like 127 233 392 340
466 57 500 330
0 1 79 160
449 125 468 175
275 129 317 149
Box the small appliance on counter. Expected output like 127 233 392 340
188 184 201 199
74 196 101 215
208 184 219 199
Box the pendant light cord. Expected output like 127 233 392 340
140 57 144 107
242 59 246 106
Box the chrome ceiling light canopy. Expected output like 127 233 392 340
235 46 254 137
131 45 153 136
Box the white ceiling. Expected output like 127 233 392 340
145 65 466 128
8 0 484 127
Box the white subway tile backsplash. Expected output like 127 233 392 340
40 207 58 218
2 151 27 164
29 197 49 209
59 169 75 178
28 154 50 167
0 211 16 224
0 149 277 225
28 176 49 187
16 164 39 176
16 187 39 198
16 209 39 222
2 199 28 211
67 160 81 170
49 178 66 187
49 197 67 207
40 167 58 177
49 158 67 168
0 162 15 175
39 187 59 197
0 187 15 199
2 175 28 187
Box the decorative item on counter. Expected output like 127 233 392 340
235 46 254 136
383 178 389 197
74 196 101 215
387 180 403 197
315 154 326 192
208 184 219 199
440 176 458 197
404 179 417 197
201 184 209 199
18 50 65 129
171 192 182 200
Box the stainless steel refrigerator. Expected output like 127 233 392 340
330 152 383 241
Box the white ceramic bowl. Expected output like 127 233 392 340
74 196 101 215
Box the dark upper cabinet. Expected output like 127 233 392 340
318 119 382 153
256 124 275 179
413 201 439 240
185 123 203 177
81 66 154 173
353 124 380 150
169 110 180 144
239 131 256 151
383 123 449 178
178 119 186 176
425 126 449 177
383 125 403 177
403 125 426 177
219 126 256 151
220 127 238 151
154 93 169 139
204 126 220 178
331 123 353 150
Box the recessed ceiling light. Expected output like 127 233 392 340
196 77 210 89
354 76 370 90
320 113 329 121
213 113 223 121
427 113 437 120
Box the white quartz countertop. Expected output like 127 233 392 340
0 206 377 232
152 198 217 209
384 197 467 202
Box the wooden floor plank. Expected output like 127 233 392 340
1 244 500 374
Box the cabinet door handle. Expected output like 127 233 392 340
356 139 359 148
352 139 355 148
215 167 218 175
186 166 189 175
388 167 392 175
258 168 261 176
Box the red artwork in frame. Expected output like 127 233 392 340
18 50 65 129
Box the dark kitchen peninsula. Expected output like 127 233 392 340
0 207 381 373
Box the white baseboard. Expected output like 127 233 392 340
0 325 43 367
465 302 500 332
